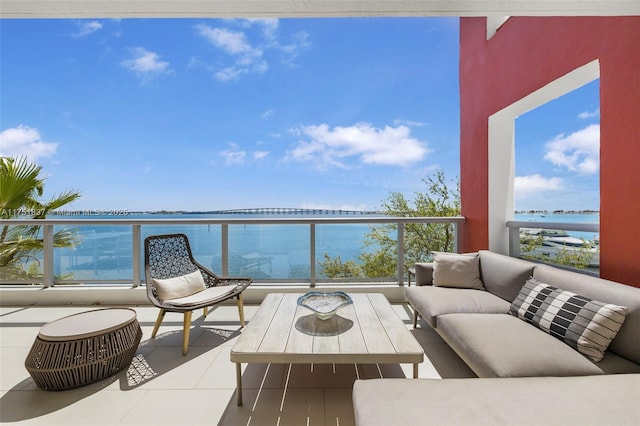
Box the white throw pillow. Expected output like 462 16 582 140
153 270 207 301
432 252 484 290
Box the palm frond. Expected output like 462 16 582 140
0 157 82 278
0 157 44 212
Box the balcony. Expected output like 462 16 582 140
0 216 606 425
2 216 465 424
1 303 477 425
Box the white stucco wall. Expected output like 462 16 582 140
487 59 600 254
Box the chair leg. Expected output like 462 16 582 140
413 308 419 329
182 311 193 356
237 293 245 327
152 309 166 338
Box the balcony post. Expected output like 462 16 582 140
508 225 520 257
397 222 405 286
221 224 229 276
310 224 316 287
132 225 141 287
43 224 54 288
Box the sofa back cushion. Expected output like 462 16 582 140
533 264 640 365
478 250 535 302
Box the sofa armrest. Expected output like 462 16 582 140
414 263 434 286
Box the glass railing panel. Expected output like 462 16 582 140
55 225 133 281
315 223 385 281
507 221 599 275
0 223 44 284
228 223 309 280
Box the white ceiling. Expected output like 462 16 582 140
1 0 638 18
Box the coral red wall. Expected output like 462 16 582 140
459 17 640 287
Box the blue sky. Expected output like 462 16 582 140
515 79 600 211
0 18 599 212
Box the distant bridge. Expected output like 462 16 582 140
203 208 383 216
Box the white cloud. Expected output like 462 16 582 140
253 151 270 159
220 144 246 165
215 67 247 82
196 19 309 81
120 47 171 82
244 18 279 41
544 124 600 174
286 122 430 168
276 31 311 65
577 108 600 119
514 174 563 196
186 56 203 69
197 26 256 55
72 20 103 38
393 119 427 127
196 24 265 82
260 109 274 119
0 125 58 160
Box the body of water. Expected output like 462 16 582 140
51 212 380 281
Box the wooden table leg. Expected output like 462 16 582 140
236 363 243 406
413 363 419 378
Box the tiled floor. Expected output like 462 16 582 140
0 302 475 426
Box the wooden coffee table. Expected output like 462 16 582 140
230 292 424 405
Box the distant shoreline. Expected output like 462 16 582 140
42 208 385 217
141 208 385 216
514 210 599 215
133 209 600 215
40 208 599 217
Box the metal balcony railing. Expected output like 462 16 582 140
0 216 465 287
506 220 599 256
506 220 600 275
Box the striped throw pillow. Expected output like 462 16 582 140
509 278 627 362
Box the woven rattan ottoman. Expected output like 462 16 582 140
25 308 142 391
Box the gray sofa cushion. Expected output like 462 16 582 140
478 250 535 302
436 313 604 377
534 264 640 365
352 375 640 426
406 286 510 328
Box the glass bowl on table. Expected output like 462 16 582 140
297 291 353 320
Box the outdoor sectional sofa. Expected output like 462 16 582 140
352 250 640 425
